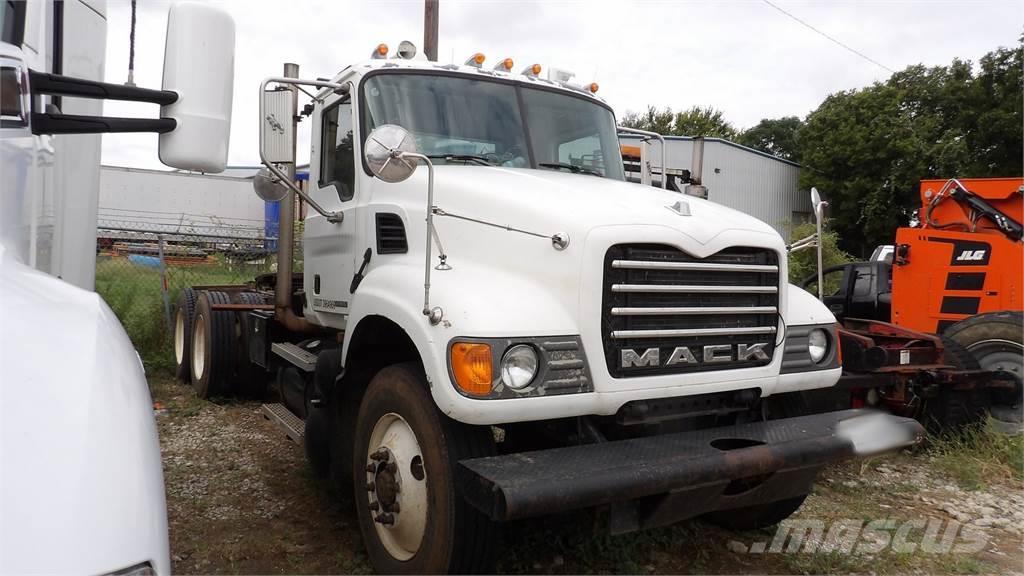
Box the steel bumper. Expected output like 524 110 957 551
459 409 923 525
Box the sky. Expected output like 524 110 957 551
99 0 1024 170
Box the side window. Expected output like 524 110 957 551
1 0 26 46
319 97 355 201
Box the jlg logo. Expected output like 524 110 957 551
955 250 987 262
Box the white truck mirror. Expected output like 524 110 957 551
364 124 418 183
811 187 822 217
259 88 295 164
158 2 235 173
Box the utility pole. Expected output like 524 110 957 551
424 0 438 62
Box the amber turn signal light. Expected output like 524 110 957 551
451 342 493 396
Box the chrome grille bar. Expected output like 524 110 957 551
612 284 778 294
611 326 778 339
611 306 778 316
612 260 779 273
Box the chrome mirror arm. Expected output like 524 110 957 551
258 76 346 223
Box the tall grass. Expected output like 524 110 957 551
94 254 269 372
928 419 1024 490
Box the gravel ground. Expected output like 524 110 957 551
150 374 1024 575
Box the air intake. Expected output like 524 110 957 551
376 213 408 254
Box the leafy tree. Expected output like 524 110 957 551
620 105 736 138
620 105 674 135
672 106 738 139
786 222 853 289
798 42 1023 256
736 116 803 161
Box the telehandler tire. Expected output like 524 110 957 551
173 287 198 382
190 290 234 399
918 336 990 433
353 363 498 574
944 311 1023 424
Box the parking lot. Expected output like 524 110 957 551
151 374 1023 575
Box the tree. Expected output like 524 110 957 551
797 43 1023 257
620 105 674 135
736 116 803 161
672 106 737 139
620 105 737 138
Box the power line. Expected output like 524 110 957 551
761 0 896 74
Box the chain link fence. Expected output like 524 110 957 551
95 212 301 370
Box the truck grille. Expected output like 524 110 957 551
602 244 780 378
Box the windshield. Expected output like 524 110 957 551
361 72 624 180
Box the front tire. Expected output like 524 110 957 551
353 363 498 574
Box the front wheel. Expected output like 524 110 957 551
353 363 498 574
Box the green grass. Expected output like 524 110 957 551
927 419 1024 490
95 254 269 371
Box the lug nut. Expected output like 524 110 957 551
368 501 379 511
390 502 400 513
365 482 375 492
370 449 389 461
375 513 394 525
365 464 377 473
386 462 398 474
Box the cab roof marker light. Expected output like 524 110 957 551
493 58 514 72
372 43 388 59
465 53 486 68
521 63 542 77
588 82 599 93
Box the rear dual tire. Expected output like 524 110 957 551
173 287 198 382
190 290 235 399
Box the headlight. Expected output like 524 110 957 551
500 344 539 390
808 328 829 363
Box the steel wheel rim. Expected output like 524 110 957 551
967 338 1023 384
192 314 206 380
174 308 186 365
366 412 428 561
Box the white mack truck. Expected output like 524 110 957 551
173 43 924 574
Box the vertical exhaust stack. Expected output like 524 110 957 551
685 137 708 199
275 63 299 316
272 62 322 334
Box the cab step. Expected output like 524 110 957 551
271 341 317 372
261 402 304 444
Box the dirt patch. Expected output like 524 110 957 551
151 374 1023 574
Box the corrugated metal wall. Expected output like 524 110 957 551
620 136 811 237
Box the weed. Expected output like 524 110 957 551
928 419 1024 490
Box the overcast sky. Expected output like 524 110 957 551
100 0 1023 170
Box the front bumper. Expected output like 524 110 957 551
459 409 922 529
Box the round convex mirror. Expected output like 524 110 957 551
364 124 418 183
253 167 288 202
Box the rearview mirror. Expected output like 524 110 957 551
158 2 235 173
364 124 418 183
253 167 288 202
810 187 822 214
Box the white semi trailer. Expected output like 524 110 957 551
1 2 234 574
173 45 924 573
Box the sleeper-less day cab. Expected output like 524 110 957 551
169 44 925 574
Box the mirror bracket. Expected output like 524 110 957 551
258 76 346 223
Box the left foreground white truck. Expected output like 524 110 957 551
0 1 235 573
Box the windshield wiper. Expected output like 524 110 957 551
538 162 601 177
426 154 495 166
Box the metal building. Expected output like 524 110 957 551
619 135 810 235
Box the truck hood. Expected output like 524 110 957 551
428 166 780 246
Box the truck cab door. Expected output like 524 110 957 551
302 90 357 329
803 265 850 320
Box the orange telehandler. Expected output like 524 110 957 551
797 178 1022 431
